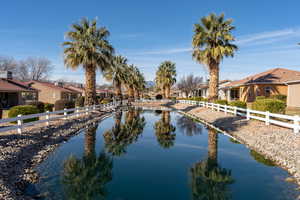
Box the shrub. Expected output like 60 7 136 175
75 96 85 107
44 103 54 112
214 99 228 105
54 100 75 111
271 94 287 102
27 101 45 113
229 100 247 109
256 96 266 101
8 105 40 123
252 99 286 113
156 94 163 100
100 98 112 104
143 94 151 100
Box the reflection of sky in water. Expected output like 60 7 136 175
27 110 300 200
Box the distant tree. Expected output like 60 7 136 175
192 13 237 101
155 61 177 98
17 57 53 81
177 74 203 97
0 56 17 74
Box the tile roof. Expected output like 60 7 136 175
28 80 80 93
0 79 36 92
226 68 300 87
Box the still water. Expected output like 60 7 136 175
27 108 300 199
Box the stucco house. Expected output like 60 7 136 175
0 71 37 108
27 81 81 104
223 68 300 107
192 80 231 99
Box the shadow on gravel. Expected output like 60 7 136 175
212 116 248 132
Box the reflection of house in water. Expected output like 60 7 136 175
222 68 300 107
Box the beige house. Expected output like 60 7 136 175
27 81 81 104
223 68 300 108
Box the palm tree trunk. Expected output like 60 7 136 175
128 86 134 102
114 111 123 132
208 128 218 166
85 65 96 106
208 64 219 101
115 81 122 101
162 111 170 124
84 124 98 157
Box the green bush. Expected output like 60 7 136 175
256 96 266 101
229 100 247 109
44 103 54 112
27 101 45 113
252 99 286 113
8 105 40 123
54 100 75 111
214 99 228 105
100 99 110 104
271 94 287 102
75 96 85 107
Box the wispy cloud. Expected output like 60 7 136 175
236 28 300 46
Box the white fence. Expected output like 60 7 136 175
176 100 300 133
0 100 127 134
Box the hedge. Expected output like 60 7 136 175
45 103 54 112
27 101 45 113
228 100 247 109
271 94 287 102
8 105 40 123
214 99 228 105
252 99 286 113
54 100 75 111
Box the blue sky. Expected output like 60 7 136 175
0 0 300 84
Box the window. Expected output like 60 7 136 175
265 86 272 97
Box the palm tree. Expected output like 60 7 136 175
154 111 176 148
190 128 234 199
133 67 146 99
62 124 113 199
123 65 145 101
63 18 114 105
103 108 146 156
192 13 237 101
103 55 127 100
155 61 177 98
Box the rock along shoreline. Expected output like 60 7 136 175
0 110 113 200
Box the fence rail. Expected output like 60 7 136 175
0 100 127 134
175 100 300 133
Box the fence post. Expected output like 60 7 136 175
17 114 23 134
64 108 67 119
46 111 50 126
76 107 79 117
234 107 237 116
294 115 300 133
86 107 89 115
224 105 227 114
246 109 250 120
265 111 270 125
217 104 220 112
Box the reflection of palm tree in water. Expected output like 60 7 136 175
177 116 202 136
190 128 234 200
154 111 176 148
103 108 145 156
62 123 113 200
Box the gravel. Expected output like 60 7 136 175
0 110 113 200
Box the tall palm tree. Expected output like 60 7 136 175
190 128 234 199
154 110 176 148
133 67 146 99
63 18 114 105
123 65 145 101
155 61 177 98
103 55 127 100
192 13 237 101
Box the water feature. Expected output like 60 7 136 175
27 107 300 199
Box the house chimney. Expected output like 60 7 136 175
54 82 64 87
0 71 13 79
